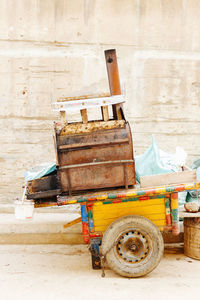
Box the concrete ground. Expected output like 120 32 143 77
0 244 200 300
0 204 198 299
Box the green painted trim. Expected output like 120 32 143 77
78 198 88 203
171 209 178 222
137 191 145 196
102 200 113 204
108 194 117 199
166 187 175 193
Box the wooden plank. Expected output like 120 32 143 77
57 92 110 102
63 217 82 228
140 170 196 188
94 213 166 227
93 205 166 222
162 232 184 243
115 105 123 120
101 106 109 121
53 135 59 165
94 220 166 233
27 189 61 199
53 95 124 112
164 243 184 254
80 109 88 124
60 111 66 123
93 198 166 215
27 175 58 193
179 209 200 218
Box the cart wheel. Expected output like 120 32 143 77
102 215 164 278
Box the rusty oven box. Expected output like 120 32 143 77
55 120 136 193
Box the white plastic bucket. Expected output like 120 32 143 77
14 200 34 220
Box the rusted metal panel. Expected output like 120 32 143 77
59 164 135 192
56 121 136 193
57 122 132 165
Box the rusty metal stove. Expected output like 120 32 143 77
27 49 136 199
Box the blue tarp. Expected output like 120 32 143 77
135 136 177 183
135 136 188 205
24 162 56 183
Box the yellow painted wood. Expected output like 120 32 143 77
94 205 165 219
92 198 166 233
94 213 166 226
95 217 166 229
93 198 165 214
171 193 179 209
67 200 78 204
94 221 166 233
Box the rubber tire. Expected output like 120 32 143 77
102 215 164 278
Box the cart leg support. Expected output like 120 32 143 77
171 192 180 235
90 238 101 270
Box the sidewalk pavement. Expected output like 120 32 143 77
0 202 83 244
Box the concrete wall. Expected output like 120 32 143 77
1 0 200 203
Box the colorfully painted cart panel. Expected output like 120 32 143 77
92 196 167 232
77 189 180 244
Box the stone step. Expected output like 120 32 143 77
0 213 83 245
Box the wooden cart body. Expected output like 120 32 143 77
36 181 200 241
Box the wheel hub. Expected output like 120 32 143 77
116 230 151 263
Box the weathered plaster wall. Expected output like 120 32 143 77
0 0 200 203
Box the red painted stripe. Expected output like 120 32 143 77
87 197 97 201
174 185 185 192
82 222 89 244
89 233 102 238
116 194 126 198
86 203 94 208
145 189 156 195
139 196 149 201
112 199 122 203
166 214 172 226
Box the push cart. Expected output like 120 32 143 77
34 181 200 277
